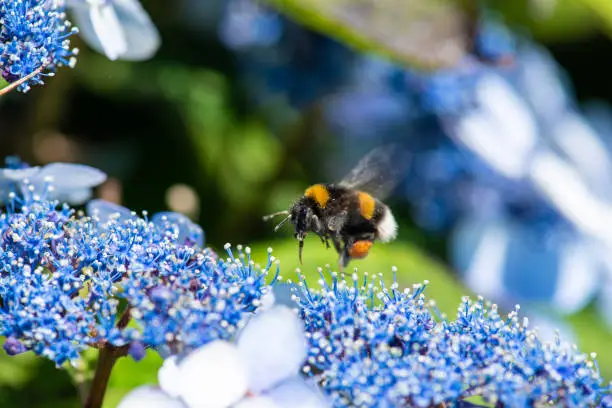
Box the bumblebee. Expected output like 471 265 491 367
264 145 409 269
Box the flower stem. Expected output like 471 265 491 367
84 346 126 408
0 66 45 97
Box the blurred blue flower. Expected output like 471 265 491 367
219 0 357 110
291 269 610 406
0 161 276 367
0 0 78 92
66 0 160 61
118 305 329 408
219 0 612 345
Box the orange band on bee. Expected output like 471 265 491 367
305 184 330 208
357 191 376 220
349 240 373 259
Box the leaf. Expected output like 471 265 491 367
577 0 612 32
491 0 600 42
261 0 476 70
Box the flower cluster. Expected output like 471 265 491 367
0 159 276 367
290 269 610 407
119 305 329 408
0 0 79 92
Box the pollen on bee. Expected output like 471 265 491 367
349 240 373 259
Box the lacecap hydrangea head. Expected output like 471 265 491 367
0 0 79 92
289 268 611 406
0 158 278 367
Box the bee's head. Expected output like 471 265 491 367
290 198 309 234
289 198 320 264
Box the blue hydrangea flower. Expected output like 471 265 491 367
290 269 610 406
0 161 276 367
66 0 160 61
118 305 329 408
0 0 79 92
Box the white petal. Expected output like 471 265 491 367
107 0 161 60
266 377 329 408
177 340 248 408
516 44 569 123
454 73 537 179
237 306 307 393
117 386 186 408
530 151 612 245
258 289 276 312
89 2 129 60
234 397 281 408
549 111 612 195
158 356 182 398
550 238 601 314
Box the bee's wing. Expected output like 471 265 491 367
338 144 410 200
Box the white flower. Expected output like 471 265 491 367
117 386 185 408
118 305 329 408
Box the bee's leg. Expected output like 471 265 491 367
331 235 343 255
338 248 351 273
319 235 330 249
337 237 353 272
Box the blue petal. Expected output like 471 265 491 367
595 271 612 330
323 90 413 139
271 283 297 308
87 199 136 223
151 212 205 247
450 217 599 314
0 167 41 182
36 163 107 189
512 44 572 126
51 187 93 205
266 377 329 408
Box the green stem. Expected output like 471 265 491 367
0 66 45 97
83 307 132 408
84 344 129 408
84 347 120 408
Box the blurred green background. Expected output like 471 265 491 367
2 0 612 406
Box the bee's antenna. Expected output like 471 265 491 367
262 210 289 222
273 215 291 232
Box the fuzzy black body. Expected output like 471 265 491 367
265 144 406 269
290 183 390 267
